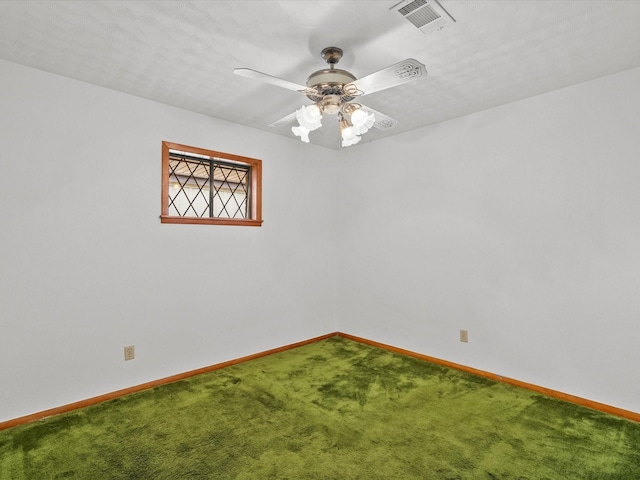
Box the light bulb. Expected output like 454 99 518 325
341 126 356 141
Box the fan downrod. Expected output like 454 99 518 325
321 47 343 66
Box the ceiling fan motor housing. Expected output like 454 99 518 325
306 68 357 104
304 46 358 105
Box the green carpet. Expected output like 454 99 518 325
1 336 639 479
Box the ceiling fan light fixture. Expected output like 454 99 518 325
341 126 357 141
342 134 362 148
292 124 311 143
339 116 361 147
350 108 375 135
295 104 323 130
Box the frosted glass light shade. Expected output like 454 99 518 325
341 125 357 142
295 105 322 131
292 125 311 143
351 109 375 135
341 134 361 147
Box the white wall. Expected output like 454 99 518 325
2 57 639 422
0 59 339 422
337 67 640 413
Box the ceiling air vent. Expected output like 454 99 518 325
392 0 455 34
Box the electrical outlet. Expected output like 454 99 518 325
459 329 469 343
124 345 135 361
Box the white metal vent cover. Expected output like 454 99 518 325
391 0 456 34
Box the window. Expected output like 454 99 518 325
161 141 262 226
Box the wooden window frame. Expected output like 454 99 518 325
161 141 263 226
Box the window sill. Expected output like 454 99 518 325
160 215 263 227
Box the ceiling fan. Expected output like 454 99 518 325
234 47 426 147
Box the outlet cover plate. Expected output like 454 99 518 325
124 345 135 361
459 330 468 343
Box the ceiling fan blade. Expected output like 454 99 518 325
268 111 297 128
233 68 308 93
347 59 427 97
360 105 399 130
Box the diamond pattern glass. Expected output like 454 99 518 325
168 152 250 219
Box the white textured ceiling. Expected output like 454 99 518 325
1 1 640 149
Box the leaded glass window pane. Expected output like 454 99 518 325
168 150 250 219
